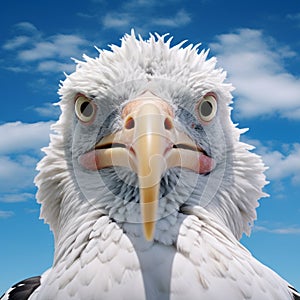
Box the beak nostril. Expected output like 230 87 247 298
164 117 173 130
125 117 135 129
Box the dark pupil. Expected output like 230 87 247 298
201 101 213 116
80 102 93 117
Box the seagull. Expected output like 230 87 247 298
1 31 299 300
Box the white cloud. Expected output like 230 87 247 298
0 121 52 194
0 193 35 203
4 66 27 73
0 123 46 191
3 22 40 51
18 41 58 61
3 36 31 50
152 10 190 27
18 34 89 62
210 28 300 120
254 225 300 235
287 13 300 26
0 155 38 193
262 144 300 184
123 0 186 9
37 60 76 73
124 0 156 7
3 22 90 73
33 102 60 118
0 210 14 219
14 22 39 33
103 13 132 29
102 5 191 31
245 138 300 184
0 121 53 154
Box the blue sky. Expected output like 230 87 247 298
0 0 300 293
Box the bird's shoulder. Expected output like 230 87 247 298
178 207 299 299
0 276 41 300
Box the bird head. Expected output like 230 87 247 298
35 31 267 245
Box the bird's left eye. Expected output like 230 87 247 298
196 94 217 123
75 95 96 123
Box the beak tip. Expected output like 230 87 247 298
143 222 155 241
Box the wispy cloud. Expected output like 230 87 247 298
3 36 31 50
14 22 40 33
210 28 300 120
123 0 158 7
103 13 133 29
17 34 88 62
100 1 191 32
152 10 190 27
0 210 14 219
287 12 300 27
3 5 191 75
0 193 35 203
254 225 300 235
32 102 60 118
3 22 90 73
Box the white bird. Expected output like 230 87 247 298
1 31 299 300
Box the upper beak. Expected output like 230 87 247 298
130 101 170 240
79 91 215 240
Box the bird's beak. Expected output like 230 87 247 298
79 91 215 241
127 99 171 240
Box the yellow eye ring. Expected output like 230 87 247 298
196 94 217 123
75 95 96 123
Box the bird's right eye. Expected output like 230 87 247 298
75 95 96 123
196 94 217 123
